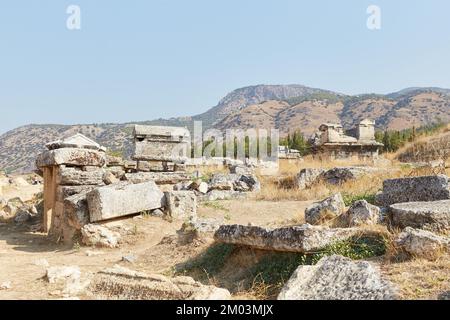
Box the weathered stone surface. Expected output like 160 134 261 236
389 200 450 231
395 227 449 261
209 173 238 191
164 191 197 220
320 167 378 185
88 265 231 300
343 200 381 227
278 255 398 300
295 168 326 190
198 190 248 202
14 210 32 224
36 148 107 168
214 224 358 253
56 185 97 203
81 224 121 248
57 167 105 186
102 171 118 185
376 175 450 206
64 191 91 230
124 172 190 185
181 218 222 235
87 181 165 222
305 193 346 225
106 155 124 166
239 174 261 192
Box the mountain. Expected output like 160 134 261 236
1 85 450 173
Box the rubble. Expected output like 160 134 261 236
87 181 165 222
376 175 450 207
214 224 358 253
295 168 325 190
388 200 450 231
81 224 121 248
395 227 449 261
342 200 381 227
278 255 398 300
88 265 231 300
305 193 346 225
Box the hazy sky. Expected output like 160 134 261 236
1 0 450 134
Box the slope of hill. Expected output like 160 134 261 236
1 85 450 173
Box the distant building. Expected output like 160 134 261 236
310 119 383 160
278 145 302 159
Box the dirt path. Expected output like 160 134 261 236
0 200 312 300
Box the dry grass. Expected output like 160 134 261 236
254 159 407 202
381 254 450 300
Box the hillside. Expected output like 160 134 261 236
1 85 450 173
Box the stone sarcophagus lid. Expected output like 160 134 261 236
132 125 190 163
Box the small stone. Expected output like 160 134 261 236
343 200 381 227
197 182 209 194
85 250 105 257
0 281 12 290
46 266 81 284
305 193 346 225
81 224 121 248
122 255 137 264
103 171 119 185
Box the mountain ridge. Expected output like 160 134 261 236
1 84 450 173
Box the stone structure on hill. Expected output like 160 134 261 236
310 119 383 160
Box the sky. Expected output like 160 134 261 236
1 0 450 134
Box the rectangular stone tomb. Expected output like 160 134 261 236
132 125 190 163
214 224 358 253
87 181 165 222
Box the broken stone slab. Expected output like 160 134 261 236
342 200 381 227
395 227 449 261
124 172 190 185
64 191 91 230
229 165 253 175
81 224 121 248
164 191 197 220
56 185 97 203
214 224 358 253
376 175 450 207
295 168 326 190
198 190 248 202
388 200 450 232
87 181 165 222
57 167 105 186
36 148 107 168
278 255 398 300
88 265 231 300
305 193 346 225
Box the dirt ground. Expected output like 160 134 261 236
0 200 311 300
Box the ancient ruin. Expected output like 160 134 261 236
311 119 383 160
35 126 196 243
